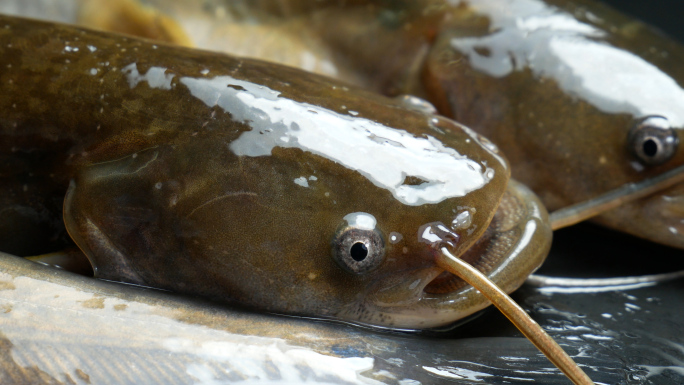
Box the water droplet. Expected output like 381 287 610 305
451 211 472 229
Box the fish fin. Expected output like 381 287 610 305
64 180 146 286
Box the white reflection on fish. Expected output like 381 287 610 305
450 0 684 126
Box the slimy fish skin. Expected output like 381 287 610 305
0 15 551 329
424 0 684 248
102 0 684 249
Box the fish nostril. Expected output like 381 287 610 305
350 242 368 261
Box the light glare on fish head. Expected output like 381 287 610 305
237 114 516 328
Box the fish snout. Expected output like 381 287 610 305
356 180 552 329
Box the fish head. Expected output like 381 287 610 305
64 57 550 329
422 0 684 248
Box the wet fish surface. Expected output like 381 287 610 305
80 0 684 249
424 0 684 248
0 15 551 329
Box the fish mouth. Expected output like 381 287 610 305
423 180 544 294
372 179 552 329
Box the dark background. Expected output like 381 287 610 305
600 0 684 42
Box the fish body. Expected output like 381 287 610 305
91 0 684 248
0 16 551 329
423 0 684 248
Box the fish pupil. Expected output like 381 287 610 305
350 242 368 261
643 139 658 157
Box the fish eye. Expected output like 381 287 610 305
628 116 678 166
332 227 385 274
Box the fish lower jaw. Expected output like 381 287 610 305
423 270 468 294
348 287 492 330
350 272 491 330
335 295 482 331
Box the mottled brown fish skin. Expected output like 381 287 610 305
0 15 514 327
422 0 684 248
215 0 684 248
